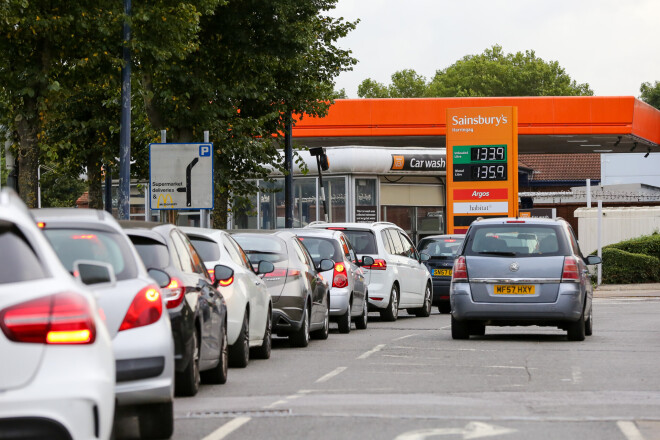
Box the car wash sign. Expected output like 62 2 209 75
446 107 518 234
149 143 214 210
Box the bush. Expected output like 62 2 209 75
605 232 660 261
600 247 660 284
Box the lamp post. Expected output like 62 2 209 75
118 0 132 219
309 147 329 222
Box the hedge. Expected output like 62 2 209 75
604 232 660 261
600 247 660 284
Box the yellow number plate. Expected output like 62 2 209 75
433 269 452 276
494 285 535 295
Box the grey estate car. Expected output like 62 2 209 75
450 217 601 341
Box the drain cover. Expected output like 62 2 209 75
181 409 292 419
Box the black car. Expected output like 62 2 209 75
417 234 465 314
232 231 333 348
121 221 229 397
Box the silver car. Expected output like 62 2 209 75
32 209 175 438
292 228 373 333
450 217 602 341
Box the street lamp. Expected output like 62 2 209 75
309 147 329 222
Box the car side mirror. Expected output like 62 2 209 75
213 264 234 288
585 255 602 265
74 260 116 286
318 258 335 272
147 268 171 289
257 260 275 275
359 256 375 267
420 252 431 262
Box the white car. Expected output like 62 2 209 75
0 189 115 440
181 227 274 366
308 222 433 321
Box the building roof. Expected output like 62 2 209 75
519 154 600 181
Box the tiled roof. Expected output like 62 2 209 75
519 154 601 181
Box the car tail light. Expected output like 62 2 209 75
561 256 580 282
164 278 185 309
217 275 234 287
119 285 162 331
207 269 215 283
264 269 299 278
363 259 387 270
36 222 46 229
327 227 346 230
0 292 96 345
452 256 468 281
507 220 526 223
332 262 348 288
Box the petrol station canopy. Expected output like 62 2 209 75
292 97 660 154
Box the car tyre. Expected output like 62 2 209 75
250 308 272 360
438 302 451 314
414 283 432 317
355 296 368 330
311 298 330 340
380 284 399 322
290 304 310 347
138 401 173 440
337 300 351 334
469 321 486 336
201 321 228 384
585 308 593 336
229 311 250 368
451 315 470 340
175 331 200 397
567 316 586 341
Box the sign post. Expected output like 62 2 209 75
446 107 518 234
150 143 214 212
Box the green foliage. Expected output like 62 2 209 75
39 165 87 208
603 233 660 261
600 247 660 284
640 81 660 110
357 45 593 98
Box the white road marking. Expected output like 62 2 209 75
202 416 251 440
263 399 288 409
358 344 386 359
393 333 418 341
263 389 312 408
315 366 347 383
617 421 645 440
572 366 583 384
394 422 516 439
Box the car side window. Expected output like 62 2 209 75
566 225 583 258
339 236 352 260
398 231 417 259
342 235 357 262
181 232 208 276
170 231 195 274
292 238 312 268
227 235 253 270
380 230 394 254
386 229 405 256
222 235 245 267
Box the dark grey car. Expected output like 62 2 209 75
450 217 601 341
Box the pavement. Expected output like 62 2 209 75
594 283 660 298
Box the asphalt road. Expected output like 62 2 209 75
117 297 660 440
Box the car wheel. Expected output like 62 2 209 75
289 304 310 347
414 283 432 317
311 298 330 340
201 321 228 385
175 330 200 397
251 308 272 360
585 307 593 336
354 296 368 330
229 311 250 368
337 300 351 334
438 302 451 314
138 401 173 440
380 284 399 322
567 315 586 341
451 315 470 340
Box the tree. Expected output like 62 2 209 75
640 81 660 110
357 69 428 98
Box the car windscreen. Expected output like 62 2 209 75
298 236 342 265
233 235 288 267
0 222 48 284
43 228 138 280
419 237 465 258
188 236 221 262
128 235 171 270
465 225 564 257
341 230 377 255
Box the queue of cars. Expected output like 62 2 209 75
1 185 602 440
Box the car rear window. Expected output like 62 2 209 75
128 236 171 270
0 222 48 284
341 230 377 254
44 228 138 280
419 237 465 258
188 236 221 262
298 236 342 264
465 225 564 257
233 235 288 267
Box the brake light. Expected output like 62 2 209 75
207 269 215 283
561 256 580 282
452 256 468 281
363 259 387 270
164 278 185 309
119 285 162 331
332 262 348 288
327 227 346 230
507 220 526 223
218 276 234 287
264 269 300 278
36 222 46 229
444 239 456 243
0 292 96 345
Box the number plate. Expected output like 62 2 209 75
494 285 535 295
433 268 452 276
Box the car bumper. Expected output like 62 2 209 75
431 278 451 303
272 295 305 334
168 304 195 373
450 282 584 322
221 285 247 346
329 286 350 315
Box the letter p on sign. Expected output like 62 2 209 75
199 145 211 157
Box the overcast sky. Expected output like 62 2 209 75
327 0 660 98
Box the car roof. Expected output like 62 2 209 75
179 226 226 239
307 222 397 231
471 217 565 226
31 208 122 233
230 229 296 239
290 228 342 238
420 234 465 240
122 227 168 245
